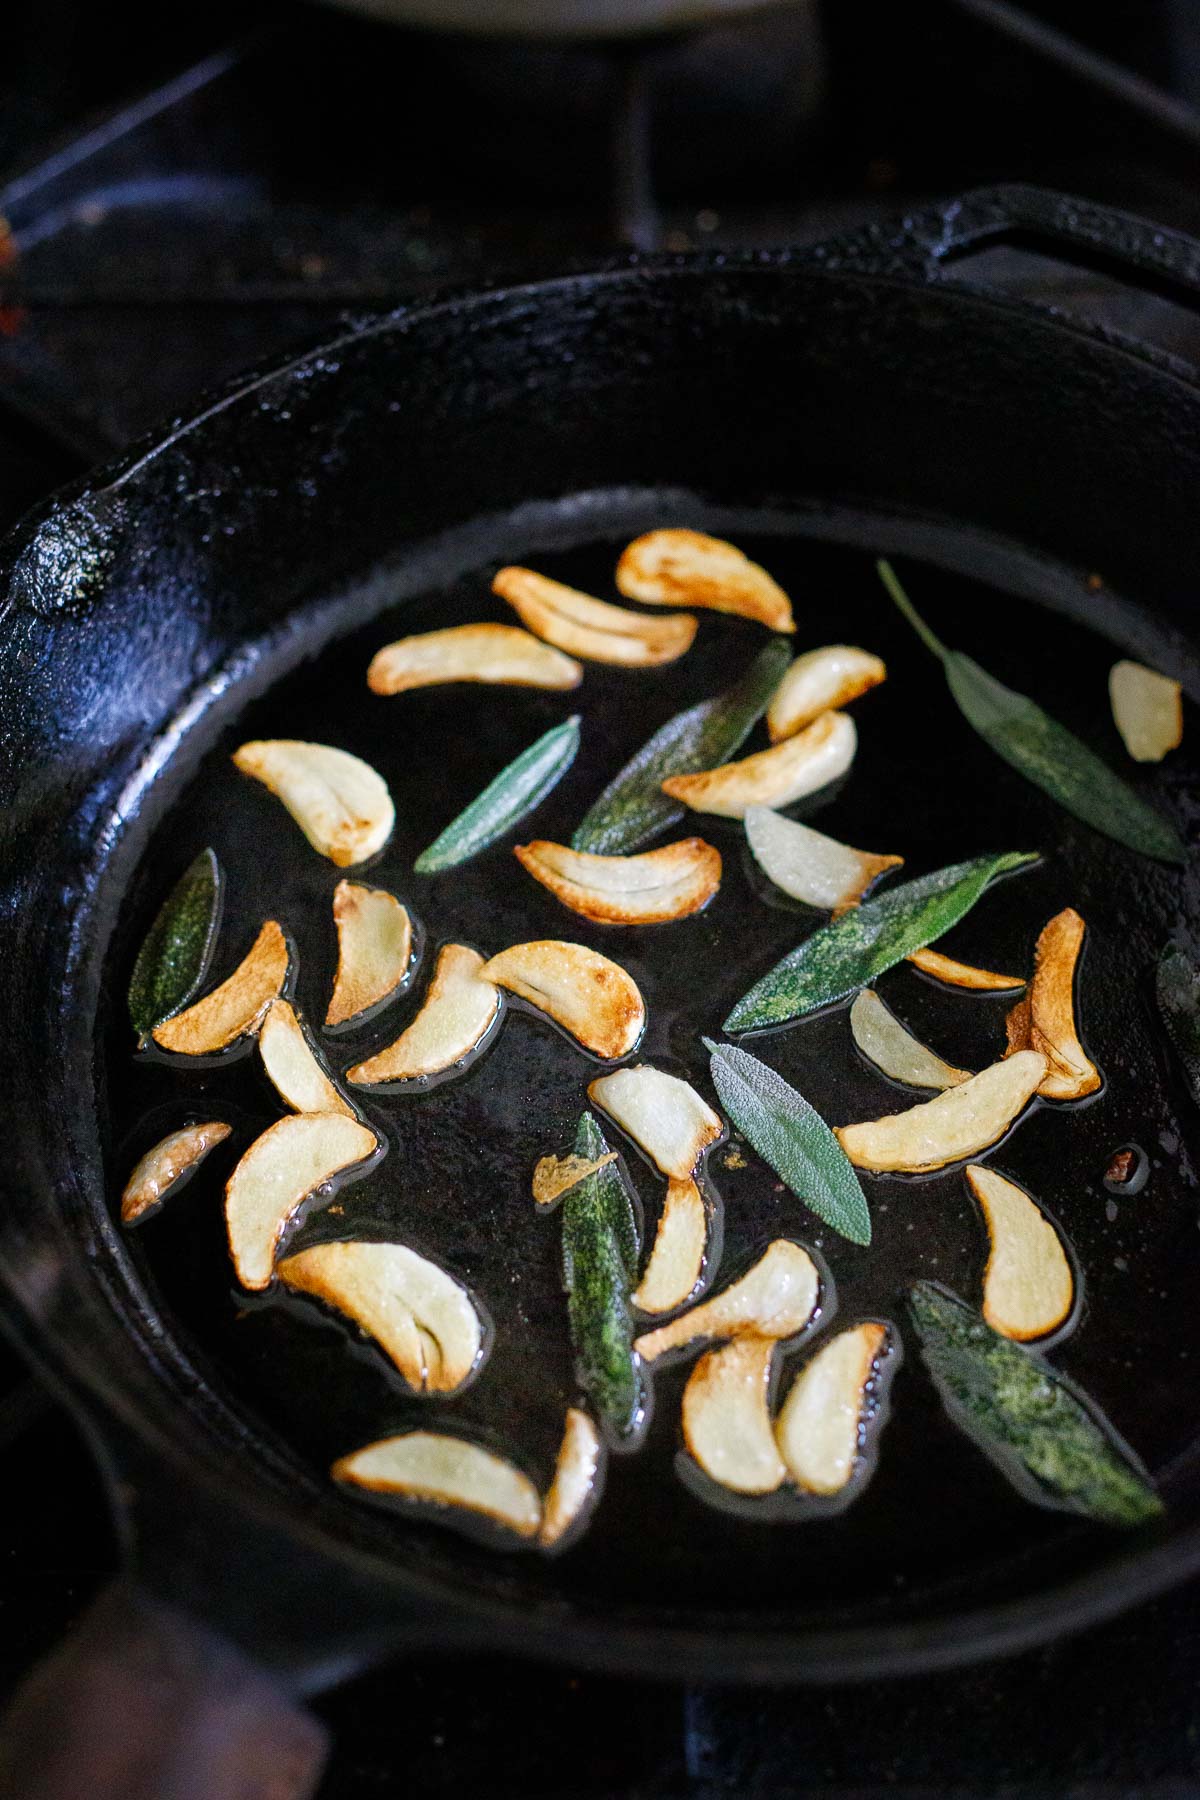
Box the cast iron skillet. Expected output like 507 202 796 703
4 185 1200 1796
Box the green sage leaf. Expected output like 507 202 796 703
1156 944 1200 1104
571 638 791 855
879 559 1185 865
725 851 1036 1033
415 715 580 874
706 1039 871 1245
910 1282 1162 1527
128 848 223 1041
561 1113 643 1439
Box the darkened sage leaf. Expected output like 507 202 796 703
1156 944 1200 1103
706 1040 871 1245
910 1283 1162 1527
724 851 1036 1033
879 559 1185 865
415 715 580 873
560 1113 643 1440
571 638 791 855
128 848 223 1041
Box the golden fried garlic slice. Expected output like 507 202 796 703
539 1409 604 1548
326 881 415 1028
683 1336 786 1495
588 1064 723 1180
966 1165 1074 1341
348 944 501 1086
906 948 1024 991
224 1112 378 1290
233 740 394 867
333 1432 542 1538
120 1122 231 1225
1109 659 1183 763
1028 908 1101 1101
367 622 582 695
513 837 721 925
849 989 972 1091
835 1050 1046 1173
766 645 886 743
615 529 795 633
632 1177 709 1315
493 566 697 667
635 1240 819 1363
481 940 645 1060
775 1322 888 1495
152 920 289 1054
259 998 355 1117
745 807 902 912
661 712 856 818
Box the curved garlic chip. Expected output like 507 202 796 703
348 944 501 1086
632 1177 708 1315
493 566 697 667
233 740 394 868
907 947 1024 991
661 712 856 819
745 807 902 912
121 1121 231 1225
588 1064 722 1180
775 1322 889 1495
539 1409 604 1547
683 1336 786 1495
481 940 645 1061
1109 659 1183 763
278 1240 483 1391
1005 996 1032 1057
615 529 795 633
224 1113 378 1290
333 1432 542 1538
767 645 886 743
635 1240 819 1363
531 1151 616 1209
850 989 972 1092
259 998 354 1117
152 920 289 1054
835 1050 1046 1174
966 1165 1074 1341
326 881 415 1028
513 837 721 925
1029 909 1101 1101
367 622 581 695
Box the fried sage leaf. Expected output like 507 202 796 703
560 1113 643 1440
909 1282 1162 1526
706 1040 871 1246
1156 944 1200 1103
128 848 223 1040
414 715 580 874
880 560 1185 865
724 851 1036 1034
571 638 791 855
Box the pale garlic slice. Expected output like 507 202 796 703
1028 908 1101 1101
224 1112 378 1290
682 1336 786 1495
615 529 795 633
233 740 394 868
635 1240 819 1364
1109 659 1183 763
745 806 902 912
513 837 721 925
588 1064 723 1180
907 947 1024 991
326 880 415 1029
632 1177 708 1315
333 1432 542 1538
835 1050 1046 1174
849 988 972 1092
367 622 581 695
775 1322 889 1495
481 940 645 1060
661 712 855 819
121 1122 231 1225
539 1409 604 1548
259 998 355 1117
348 944 501 1086
766 645 886 743
152 920 289 1055
531 1151 617 1209
278 1240 483 1392
493 566 697 667
966 1165 1074 1342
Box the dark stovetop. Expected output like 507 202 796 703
5 4 1200 1794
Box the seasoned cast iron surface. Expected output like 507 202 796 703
103 509 1200 1627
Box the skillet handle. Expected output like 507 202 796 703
813 183 1200 312
0 1579 329 1800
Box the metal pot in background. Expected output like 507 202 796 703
320 0 790 37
